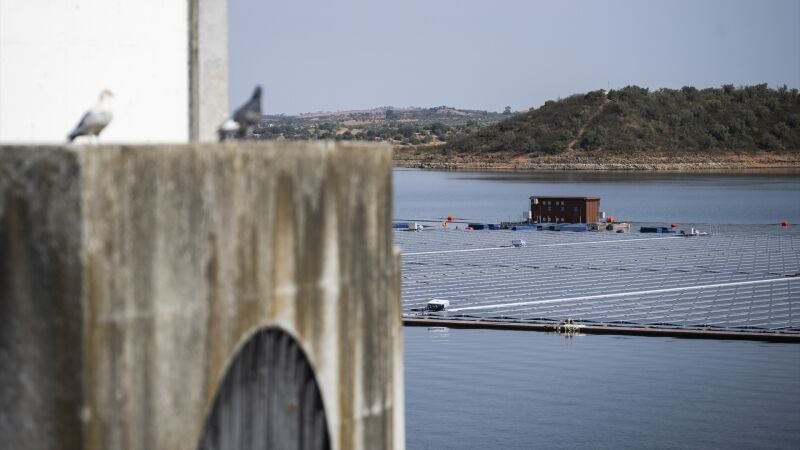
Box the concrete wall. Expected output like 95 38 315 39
0 142 404 450
0 0 228 143
191 0 230 142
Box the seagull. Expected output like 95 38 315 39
232 85 262 138
67 89 114 143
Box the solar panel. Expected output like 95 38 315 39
396 228 800 334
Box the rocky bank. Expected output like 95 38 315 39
393 148 800 171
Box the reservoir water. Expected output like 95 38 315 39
396 169 800 449
394 169 800 225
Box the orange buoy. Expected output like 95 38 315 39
447 215 454 222
671 223 678 228
781 220 789 227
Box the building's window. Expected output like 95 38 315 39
561 207 565 212
573 206 579 213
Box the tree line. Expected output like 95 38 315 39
442 84 800 155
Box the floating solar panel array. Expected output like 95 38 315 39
396 228 800 334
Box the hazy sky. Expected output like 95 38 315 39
229 0 800 115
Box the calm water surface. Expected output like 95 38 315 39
397 169 800 449
394 169 800 224
405 327 800 450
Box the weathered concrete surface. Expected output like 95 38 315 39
0 142 404 450
189 0 229 142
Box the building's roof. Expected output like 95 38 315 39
529 196 600 200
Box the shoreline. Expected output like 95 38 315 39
393 148 800 171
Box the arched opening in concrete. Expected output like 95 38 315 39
197 327 330 450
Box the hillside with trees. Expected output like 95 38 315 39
440 84 800 156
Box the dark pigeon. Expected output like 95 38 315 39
232 86 262 138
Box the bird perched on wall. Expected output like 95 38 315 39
67 89 114 143
217 118 240 141
231 85 262 139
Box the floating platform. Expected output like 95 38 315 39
395 227 800 340
640 226 677 233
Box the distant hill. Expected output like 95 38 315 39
257 106 503 145
442 85 800 156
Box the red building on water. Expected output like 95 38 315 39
530 196 600 224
